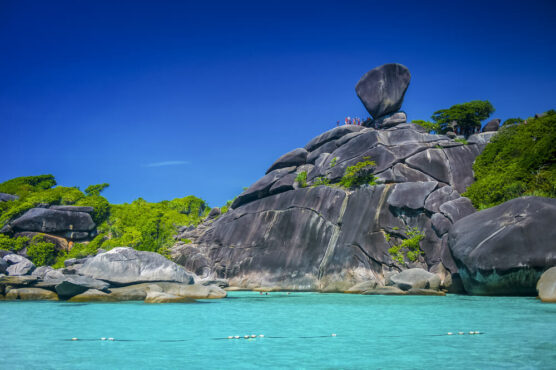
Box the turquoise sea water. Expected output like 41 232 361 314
2 292 555 369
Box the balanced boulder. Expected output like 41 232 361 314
266 148 308 174
355 63 411 119
482 118 501 132
449 196 556 295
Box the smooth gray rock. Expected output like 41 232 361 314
537 267 556 303
266 148 308 174
449 196 556 295
439 197 475 223
306 141 338 164
231 166 296 209
78 247 195 285
31 266 54 279
3 255 35 276
482 118 501 132
355 63 411 118
389 268 441 291
0 193 19 202
468 131 497 145
0 258 7 274
49 205 94 213
304 125 365 152
55 275 111 298
424 186 460 213
387 181 437 210
64 258 89 267
8 208 95 233
269 173 297 195
207 207 221 219
373 111 407 128
431 213 452 237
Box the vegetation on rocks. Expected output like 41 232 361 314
464 110 556 209
386 227 425 264
295 171 308 188
339 157 377 188
0 175 210 266
431 100 495 136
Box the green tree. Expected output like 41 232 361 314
502 117 524 126
411 120 441 133
464 110 556 208
84 183 110 196
431 100 495 137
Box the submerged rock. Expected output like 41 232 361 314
388 268 441 291
449 196 556 295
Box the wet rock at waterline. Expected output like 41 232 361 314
449 196 556 296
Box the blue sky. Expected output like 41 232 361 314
1 0 555 207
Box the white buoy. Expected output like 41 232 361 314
251 335 257 338
244 335 249 339
71 338 78 341
108 338 115 341
474 331 480 334
259 335 264 338
227 336 233 339
458 332 464 335
447 332 453 335
331 333 337 337
469 331 474 335
234 336 240 339
101 337 106 341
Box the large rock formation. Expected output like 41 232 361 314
355 63 411 121
0 247 227 302
171 122 484 292
449 197 556 295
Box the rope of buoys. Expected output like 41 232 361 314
67 331 484 342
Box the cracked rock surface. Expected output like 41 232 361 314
171 124 488 292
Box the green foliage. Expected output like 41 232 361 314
411 120 441 133
84 183 109 196
339 157 377 188
0 186 86 226
431 100 495 136
503 117 524 126
312 177 330 186
454 138 468 145
386 227 425 264
329 157 338 168
92 196 208 254
295 171 307 188
464 110 556 209
53 242 101 268
75 195 110 225
180 238 192 244
221 200 233 214
0 234 29 251
0 174 56 197
26 236 57 267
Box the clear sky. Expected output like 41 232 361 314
1 0 555 207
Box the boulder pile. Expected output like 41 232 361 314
171 62 489 293
0 247 226 302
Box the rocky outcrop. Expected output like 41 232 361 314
0 193 18 202
77 247 195 285
537 267 556 303
1 206 97 245
0 247 227 302
266 148 308 174
482 118 501 132
3 254 35 276
171 122 486 293
449 197 556 295
355 63 411 120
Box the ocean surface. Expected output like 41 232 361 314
2 292 555 369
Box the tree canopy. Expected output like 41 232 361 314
431 100 495 136
464 110 556 209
